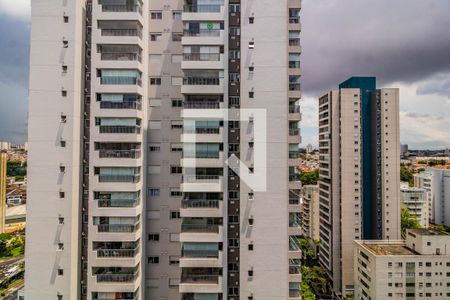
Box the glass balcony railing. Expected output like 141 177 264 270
101 28 143 38
182 199 220 209
183 29 221 37
97 223 140 233
289 38 300 46
99 149 141 159
183 53 221 61
289 173 301 182
289 150 300 159
182 175 221 183
98 174 141 183
289 61 301 69
184 4 222 13
101 4 143 14
184 128 220 134
182 249 219 258
183 101 220 109
181 223 220 233
181 274 219 284
101 52 142 62
289 16 300 23
289 105 300 113
100 76 142 86
97 198 140 208
289 83 301 91
289 128 300 136
96 272 139 283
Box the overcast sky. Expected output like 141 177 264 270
0 0 449 149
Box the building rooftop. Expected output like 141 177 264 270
408 228 449 236
362 242 417 256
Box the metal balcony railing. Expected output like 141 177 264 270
183 29 221 37
183 53 221 61
184 4 222 13
181 223 220 233
96 247 139 258
101 52 142 62
182 199 220 208
289 290 301 298
183 77 220 85
100 100 142 110
289 83 301 91
289 38 300 46
99 125 141 134
184 128 220 134
289 61 301 69
182 249 219 258
289 265 301 274
181 275 219 284
183 101 220 109
100 76 142 86
97 223 140 233
183 175 221 183
96 271 139 283
289 105 300 113
289 173 301 182
101 29 142 38
101 4 143 14
97 198 140 208
289 151 300 159
98 149 141 159
98 174 141 183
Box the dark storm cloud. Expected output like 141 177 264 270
301 0 450 95
0 13 29 143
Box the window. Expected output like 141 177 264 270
248 270 253 277
172 33 183 42
150 11 162 19
150 33 162 41
249 91 254 98
148 233 160 241
171 143 183 152
63 15 69 23
171 166 182 174
60 140 66 147
248 244 254 251
148 256 160 264
229 238 239 248
248 218 254 226
170 188 182 197
148 188 160 197
229 215 239 224
169 256 180 265
172 99 183 107
173 11 182 20
150 77 161 85
59 191 65 199
62 65 68 73
61 90 67 97
58 217 64 224
249 41 254 49
170 211 181 219
171 120 183 129
149 144 161 152
58 268 64 276
249 17 254 24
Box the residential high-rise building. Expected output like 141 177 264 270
318 77 400 297
400 187 428 228
301 185 319 242
26 0 302 299
400 144 408 156
0 152 6 233
415 169 450 227
354 229 450 300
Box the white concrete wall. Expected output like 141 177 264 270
26 0 85 298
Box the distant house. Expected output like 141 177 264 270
6 189 23 206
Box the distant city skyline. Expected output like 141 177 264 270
1 0 450 149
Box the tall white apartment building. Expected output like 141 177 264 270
354 229 450 300
400 187 428 228
318 77 401 298
26 0 302 299
415 169 450 227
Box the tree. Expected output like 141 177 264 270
301 169 319 185
400 166 414 186
401 208 420 237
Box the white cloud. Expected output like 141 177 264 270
0 0 30 20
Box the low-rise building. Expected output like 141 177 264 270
400 187 428 228
354 229 450 300
301 185 320 242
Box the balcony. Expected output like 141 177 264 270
100 1 143 14
182 53 224 70
98 149 141 159
181 223 220 234
94 241 139 258
182 199 220 209
98 174 140 183
92 291 138 300
183 77 220 85
98 20 143 39
180 218 223 242
96 167 141 183
100 100 142 110
99 125 141 134
182 294 222 300
95 191 140 208
93 266 139 283
180 242 222 268
289 128 300 136
184 4 222 13
183 53 220 61
181 198 223 218
97 223 140 233
179 268 223 293
181 175 223 192
182 29 225 46
289 173 301 182
183 101 221 109
100 76 142 86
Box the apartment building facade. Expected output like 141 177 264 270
400 187 428 228
301 185 319 242
415 169 450 228
354 229 450 300
26 0 302 299
318 77 400 297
